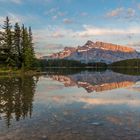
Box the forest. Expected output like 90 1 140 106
0 17 35 70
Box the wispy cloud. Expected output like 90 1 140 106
76 25 140 37
63 18 73 24
0 12 41 28
80 12 88 16
45 7 66 21
127 41 140 51
35 44 64 57
34 24 140 42
106 7 136 19
11 0 22 4
33 24 140 53
0 0 22 4
106 7 124 17
52 15 58 20
44 7 59 15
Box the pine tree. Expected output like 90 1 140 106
21 25 35 69
28 27 35 67
24 27 35 69
14 22 22 68
2 16 15 66
0 17 36 69
21 25 27 68
0 31 4 62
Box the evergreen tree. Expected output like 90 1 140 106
13 22 22 68
0 31 4 62
21 26 35 69
0 17 36 69
21 25 29 68
2 16 15 66
27 27 35 68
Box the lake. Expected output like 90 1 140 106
0 69 140 140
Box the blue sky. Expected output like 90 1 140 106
0 0 140 56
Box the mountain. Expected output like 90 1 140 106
46 41 140 64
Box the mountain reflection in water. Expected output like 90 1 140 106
0 69 140 140
46 69 140 93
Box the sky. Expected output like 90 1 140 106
0 0 140 57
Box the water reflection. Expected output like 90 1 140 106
0 69 140 139
46 69 140 93
0 76 38 127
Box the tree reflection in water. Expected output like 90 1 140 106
0 75 38 127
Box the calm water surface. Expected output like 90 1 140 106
0 69 140 140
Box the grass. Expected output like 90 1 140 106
0 66 43 77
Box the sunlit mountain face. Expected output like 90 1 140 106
44 41 140 64
45 69 140 93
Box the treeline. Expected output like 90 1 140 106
38 59 107 68
0 17 35 69
110 59 140 68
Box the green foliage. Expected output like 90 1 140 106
2 16 14 66
13 22 21 68
110 59 140 68
110 59 140 75
111 68 140 76
0 17 36 70
38 59 107 68
39 59 86 68
45 67 107 75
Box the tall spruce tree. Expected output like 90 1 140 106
0 17 36 69
0 31 4 62
2 16 15 66
21 25 27 68
21 25 35 69
24 27 34 69
28 27 35 67
14 23 22 68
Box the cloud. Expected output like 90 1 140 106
106 7 124 17
45 8 66 21
106 7 136 19
127 41 140 51
10 0 22 4
63 18 73 24
51 32 64 38
52 15 58 20
44 8 58 15
80 12 88 16
138 3 140 9
34 24 140 42
58 12 66 17
125 8 135 18
35 44 64 57
34 26 74 41
76 25 140 37
33 24 140 55
0 0 22 4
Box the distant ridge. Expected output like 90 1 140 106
43 40 140 64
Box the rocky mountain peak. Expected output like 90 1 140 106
47 40 139 64
85 40 94 46
81 40 135 53
94 41 135 53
